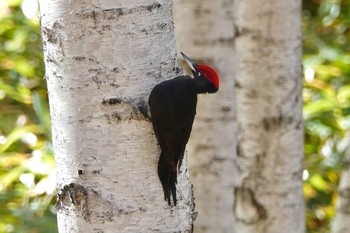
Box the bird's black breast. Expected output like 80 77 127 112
149 76 197 158
149 76 197 122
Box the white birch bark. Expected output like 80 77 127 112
39 0 195 232
173 0 236 232
233 0 305 232
332 134 350 233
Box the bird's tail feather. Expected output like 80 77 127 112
158 153 177 206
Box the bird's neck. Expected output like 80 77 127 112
194 77 217 94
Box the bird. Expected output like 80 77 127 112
148 52 219 206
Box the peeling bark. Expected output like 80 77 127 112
40 0 195 232
233 0 305 232
173 0 236 232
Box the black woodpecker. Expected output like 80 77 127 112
148 52 219 206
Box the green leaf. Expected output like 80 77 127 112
309 174 329 191
0 125 41 153
303 99 335 119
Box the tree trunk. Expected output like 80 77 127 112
173 0 236 232
39 0 195 232
332 134 350 233
233 0 305 232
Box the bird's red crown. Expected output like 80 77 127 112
196 65 219 90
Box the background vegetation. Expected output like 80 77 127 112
0 0 349 232
0 0 56 232
303 0 350 232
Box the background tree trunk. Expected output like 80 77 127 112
40 0 195 232
173 0 236 232
233 0 305 232
332 133 350 233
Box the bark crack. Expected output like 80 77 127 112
234 187 267 224
102 97 151 121
77 3 163 23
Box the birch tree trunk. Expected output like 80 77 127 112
173 1 236 232
39 0 195 232
233 0 305 232
332 134 350 233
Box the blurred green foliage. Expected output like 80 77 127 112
0 0 57 232
303 0 350 232
0 0 349 232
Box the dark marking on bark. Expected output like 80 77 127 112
221 105 231 112
45 56 61 67
234 26 256 38
56 183 123 223
218 37 235 45
235 81 242 89
103 98 151 122
72 56 97 63
78 169 83 175
104 114 112 124
296 120 302 129
89 68 103 86
111 67 119 73
73 56 87 61
262 115 295 131
275 75 288 86
42 27 58 44
236 143 241 157
109 83 119 87
104 113 121 123
92 10 97 23
92 76 102 85
246 89 258 98
92 169 102 174
78 8 124 21
295 95 299 103
255 152 266 165
194 7 210 17
98 25 112 35
93 229 104 233
173 66 182 75
78 3 163 24
147 2 161 11
56 183 90 221
102 98 122 105
89 68 102 74
233 23 240 38
41 21 62 45
234 187 267 224
111 112 121 121
193 37 234 46
188 184 196 233
157 22 167 30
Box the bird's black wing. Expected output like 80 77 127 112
149 76 197 169
149 76 197 205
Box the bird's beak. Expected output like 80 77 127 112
180 52 198 73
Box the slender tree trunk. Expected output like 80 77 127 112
332 134 350 233
233 0 305 232
173 0 236 232
39 0 195 232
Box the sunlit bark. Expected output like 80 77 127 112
233 0 305 232
40 0 195 232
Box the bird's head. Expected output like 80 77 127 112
181 52 219 93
